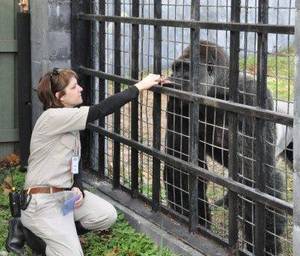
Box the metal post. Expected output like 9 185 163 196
293 2 300 255
98 0 106 178
152 0 162 211
71 0 92 170
17 12 32 169
131 0 139 197
189 0 200 232
228 0 240 253
254 1 268 254
113 0 121 188
90 0 100 172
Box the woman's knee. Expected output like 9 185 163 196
96 203 117 230
107 205 117 227
81 204 117 231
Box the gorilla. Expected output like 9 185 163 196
164 41 285 254
275 100 293 168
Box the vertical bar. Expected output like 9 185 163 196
228 0 240 253
293 1 300 255
131 0 139 197
152 0 162 211
90 0 98 173
71 0 92 170
17 12 32 169
113 0 121 188
189 0 200 232
98 0 106 178
254 0 268 254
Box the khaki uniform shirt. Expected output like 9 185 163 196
24 107 89 189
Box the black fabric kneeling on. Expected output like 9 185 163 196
87 86 139 123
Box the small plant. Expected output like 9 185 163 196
0 154 21 194
0 154 24 255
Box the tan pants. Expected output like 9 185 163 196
21 190 117 256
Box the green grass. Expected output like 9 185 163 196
83 214 173 256
0 169 176 256
0 193 11 253
239 48 295 101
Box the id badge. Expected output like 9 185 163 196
71 156 79 174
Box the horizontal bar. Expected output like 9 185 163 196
78 14 294 34
87 123 293 215
0 40 17 52
79 66 293 126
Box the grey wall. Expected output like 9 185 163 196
30 0 71 123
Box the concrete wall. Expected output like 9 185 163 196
30 0 71 123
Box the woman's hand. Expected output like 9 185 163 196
135 74 171 91
71 187 84 208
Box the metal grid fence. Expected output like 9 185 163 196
72 0 296 255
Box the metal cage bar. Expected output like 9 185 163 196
90 1 98 172
152 0 162 212
88 123 293 214
78 14 294 34
113 0 121 188
131 0 139 197
254 1 269 254
228 0 240 252
71 0 92 170
79 66 293 126
188 0 200 233
72 1 297 254
98 0 106 178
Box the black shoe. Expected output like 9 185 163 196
75 221 90 236
23 227 46 256
5 217 25 255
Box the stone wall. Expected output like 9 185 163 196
30 0 71 123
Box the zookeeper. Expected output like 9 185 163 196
8 68 169 256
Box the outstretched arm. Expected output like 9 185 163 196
87 85 139 123
86 74 170 123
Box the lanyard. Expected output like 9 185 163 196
73 132 80 157
71 132 80 174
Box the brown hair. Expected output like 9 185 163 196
37 68 78 110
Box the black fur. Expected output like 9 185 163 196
164 41 285 254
